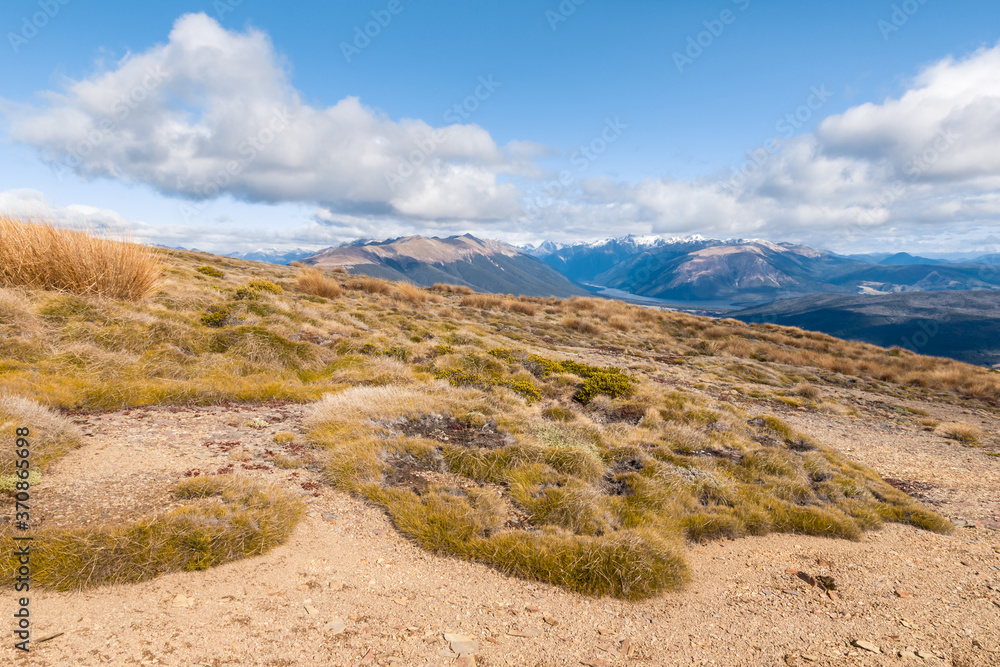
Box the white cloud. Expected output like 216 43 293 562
6 13 521 222
6 15 1000 253
523 43 1000 250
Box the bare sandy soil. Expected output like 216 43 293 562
3 386 999 667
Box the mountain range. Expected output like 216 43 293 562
220 233 1000 365
528 236 1000 305
301 234 589 298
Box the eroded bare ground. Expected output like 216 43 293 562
3 383 1000 667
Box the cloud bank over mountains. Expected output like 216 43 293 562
5 13 1000 251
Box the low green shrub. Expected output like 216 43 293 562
200 304 236 327
196 266 225 278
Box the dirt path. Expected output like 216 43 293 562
3 395 1000 666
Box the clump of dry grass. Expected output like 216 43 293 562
0 394 81 482
347 275 393 295
561 315 600 334
0 475 304 590
461 293 507 310
934 421 984 446
308 381 949 600
296 268 343 299
0 216 160 301
395 282 428 304
793 382 820 399
430 283 474 295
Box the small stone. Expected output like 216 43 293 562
900 620 918 630
895 590 914 599
507 627 542 638
543 616 559 627
171 595 194 608
852 639 881 654
323 619 347 635
392 597 408 606
449 637 479 656
445 633 478 655
898 650 918 660
827 590 839 601
437 650 458 658
525 605 540 612
304 605 319 616
800 655 819 663
916 649 934 659
330 582 344 591
321 513 338 521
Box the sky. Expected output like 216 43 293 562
2 0 1000 256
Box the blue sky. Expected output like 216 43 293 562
2 0 1000 254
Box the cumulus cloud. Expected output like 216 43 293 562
6 14 1000 252
521 43 1000 249
6 13 521 222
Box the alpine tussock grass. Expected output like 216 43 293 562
0 475 304 590
0 216 161 301
296 267 343 299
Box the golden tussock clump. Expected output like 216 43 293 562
307 356 951 600
394 282 428 304
0 394 81 492
934 421 984 446
430 283 474 295
0 475 304 590
346 275 393 295
0 216 161 301
296 267 343 299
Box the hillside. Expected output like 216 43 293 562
304 234 591 298
2 222 999 665
730 290 1000 367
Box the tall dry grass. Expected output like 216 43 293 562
296 268 343 299
0 216 160 301
346 275 393 295
394 282 428 304
430 283 474 295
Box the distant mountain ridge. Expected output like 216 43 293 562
529 235 1000 304
303 234 590 298
224 248 318 265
